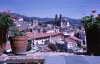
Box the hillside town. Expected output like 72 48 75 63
0 11 88 64
6 14 86 54
1 11 100 64
1 0 100 64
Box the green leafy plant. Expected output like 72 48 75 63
0 11 14 48
81 10 100 29
11 27 24 36
0 11 14 28
81 10 100 55
0 10 14 47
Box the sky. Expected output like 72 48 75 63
0 0 100 19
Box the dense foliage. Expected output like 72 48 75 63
0 11 14 47
81 10 100 29
11 27 24 36
0 13 13 28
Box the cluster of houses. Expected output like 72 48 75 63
7 14 86 53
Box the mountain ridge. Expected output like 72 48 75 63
0 12 81 25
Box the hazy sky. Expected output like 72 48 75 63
0 0 100 19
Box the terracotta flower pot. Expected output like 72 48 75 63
9 36 28 54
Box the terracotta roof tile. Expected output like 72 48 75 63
25 32 63 39
65 36 82 43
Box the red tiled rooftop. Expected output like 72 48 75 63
65 36 82 43
25 32 63 39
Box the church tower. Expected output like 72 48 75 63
55 14 62 27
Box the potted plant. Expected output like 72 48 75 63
81 10 100 55
0 11 13 55
9 27 28 54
